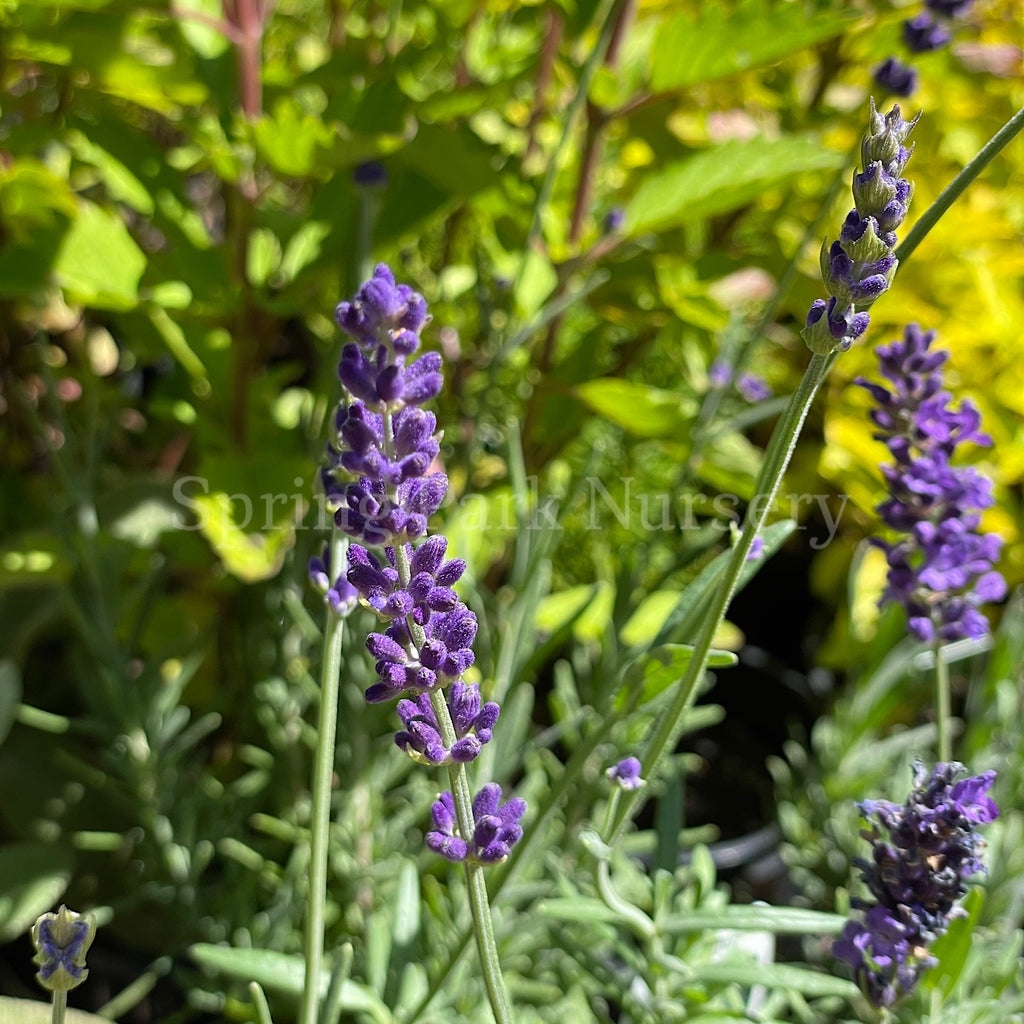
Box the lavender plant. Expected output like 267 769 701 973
307 265 522 1023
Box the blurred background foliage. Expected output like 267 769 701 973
1 0 1022 1020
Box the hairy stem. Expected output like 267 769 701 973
299 528 348 1024
606 353 831 841
934 641 951 763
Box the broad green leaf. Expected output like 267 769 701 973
246 227 282 287
922 887 983 998
575 379 698 437
650 0 859 91
67 131 154 215
55 200 146 310
615 644 736 713
0 159 77 236
627 135 844 234
533 584 599 634
662 904 847 935
191 492 296 583
693 960 859 999
0 843 75 942
253 100 335 178
515 249 557 320
0 660 22 749
188 945 390 1022
279 221 330 284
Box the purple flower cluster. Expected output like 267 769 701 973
314 264 523 864
835 761 997 1007
857 324 1005 642
426 784 526 864
802 102 916 356
874 0 976 98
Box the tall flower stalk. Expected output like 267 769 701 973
308 266 521 1024
606 99 918 842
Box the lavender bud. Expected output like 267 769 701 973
606 756 644 790
31 906 96 993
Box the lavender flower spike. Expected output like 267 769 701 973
836 761 998 1008
803 101 918 355
326 264 525 867
857 324 1006 642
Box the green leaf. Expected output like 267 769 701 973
188 945 391 1022
922 887 983 998
191 492 295 583
0 843 75 942
0 997 110 1024
55 200 146 310
0 660 22 750
650 0 859 91
575 379 698 437
253 100 335 178
538 898 623 924
692 960 859 999
515 249 557 320
627 135 845 234
615 644 736 713
246 227 282 287
67 131 154 215
662 904 847 935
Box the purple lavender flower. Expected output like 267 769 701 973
607 756 644 790
353 161 388 188
737 373 772 402
395 681 500 765
708 359 732 388
873 56 919 98
426 784 526 864
603 207 625 234
903 12 952 53
836 761 998 1007
31 906 96 993
802 102 917 355
325 264 525 858
309 545 359 616
857 324 1006 641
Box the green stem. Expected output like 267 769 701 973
895 106 1024 266
513 0 627 297
385 446 512 1024
51 991 66 1024
606 352 832 842
299 527 349 1024
934 640 951 764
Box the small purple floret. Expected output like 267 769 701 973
607 756 644 790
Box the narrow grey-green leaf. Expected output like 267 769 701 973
693 960 858 999
662 904 847 935
0 843 75 942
